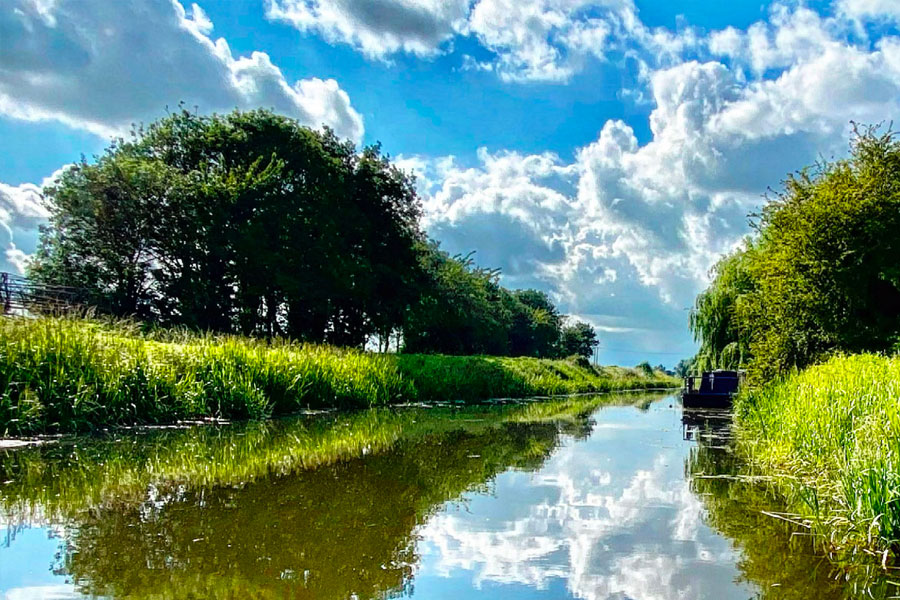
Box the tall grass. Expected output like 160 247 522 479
0 316 677 434
735 354 900 555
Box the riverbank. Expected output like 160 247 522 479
734 354 900 555
0 317 677 435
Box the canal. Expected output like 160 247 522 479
0 392 895 599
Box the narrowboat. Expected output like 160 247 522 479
681 370 744 408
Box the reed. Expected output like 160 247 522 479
734 354 900 555
0 316 677 434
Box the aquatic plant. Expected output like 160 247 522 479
734 353 900 556
687 442 900 599
0 316 678 434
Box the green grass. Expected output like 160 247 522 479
734 353 900 556
0 316 677 435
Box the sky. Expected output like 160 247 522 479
1 0 899 366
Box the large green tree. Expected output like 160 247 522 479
559 320 599 359
31 109 423 345
690 126 900 379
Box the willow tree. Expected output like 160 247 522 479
689 245 755 372
690 126 900 380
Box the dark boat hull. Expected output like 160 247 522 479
681 392 733 409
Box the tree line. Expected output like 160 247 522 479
30 109 598 359
690 126 900 380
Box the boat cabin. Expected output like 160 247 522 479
682 370 744 408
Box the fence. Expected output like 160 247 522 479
0 272 87 315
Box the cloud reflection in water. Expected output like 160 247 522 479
414 403 752 600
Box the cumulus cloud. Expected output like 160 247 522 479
413 6 900 358
266 0 469 59
837 0 900 23
706 7 846 76
465 0 614 82
265 0 900 87
0 0 364 142
0 175 54 274
268 0 697 83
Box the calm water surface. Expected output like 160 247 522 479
0 393 895 599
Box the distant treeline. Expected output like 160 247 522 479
30 109 596 358
690 126 900 379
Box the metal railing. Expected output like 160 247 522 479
0 272 87 315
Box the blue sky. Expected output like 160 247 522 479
2 0 899 365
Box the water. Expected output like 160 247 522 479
0 393 895 599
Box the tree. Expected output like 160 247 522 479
402 245 512 355
674 358 694 378
32 107 596 359
31 109 424 344
689 246 754 372
559 320 598 359
636 361 654 377
690 125 900 379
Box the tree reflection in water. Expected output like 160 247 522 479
1 397 618 599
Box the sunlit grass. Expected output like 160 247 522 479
734 354 900 555
0 316 678 434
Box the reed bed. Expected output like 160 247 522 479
735 354 900 555
0 316 677 434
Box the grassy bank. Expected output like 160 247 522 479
735 354 900 555
0 317 676 435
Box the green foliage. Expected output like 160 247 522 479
30 108 598 359
31 109 423 345
635 361 654 376
687 443 895 598
674 357 694 377
690 126 900 379
402 242 598 358
559 320 599 359
0 316 678 434
734 354 900 554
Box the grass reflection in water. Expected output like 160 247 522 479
1 394 649 599
685 408 900 600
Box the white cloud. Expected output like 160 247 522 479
0 167 69 274
267 0 692 83
837 0 900 23
466 0 608 82
461 0 693 83
0 0 364 142
0 180 48 274
266 0 469 59
414 7 900 360
707 7 843 76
